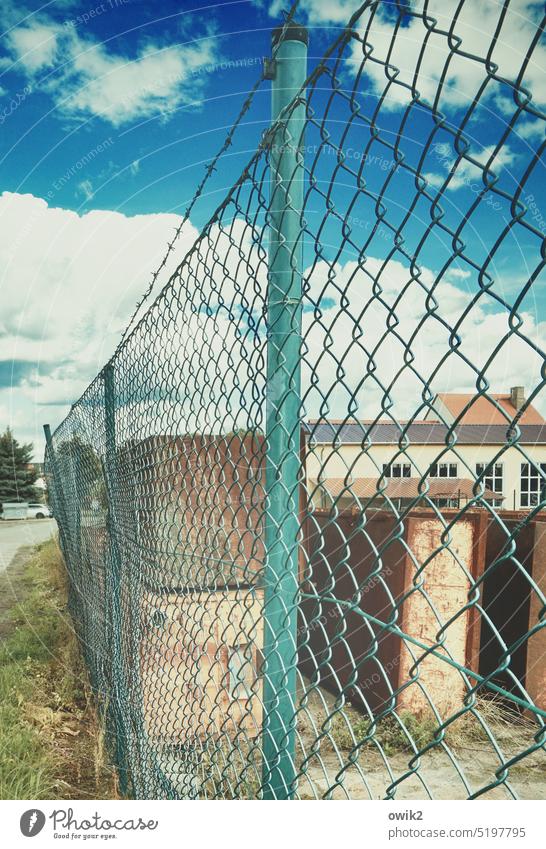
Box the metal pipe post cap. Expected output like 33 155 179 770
272 22 309 47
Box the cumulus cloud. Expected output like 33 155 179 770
516 118 546 140
2 16 218 126
262 0 546 114
118 217 545 439
0 191 198 452
1 195 543 458
7 20 61 72
299 256 545 421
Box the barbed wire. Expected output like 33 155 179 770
116 0 303 350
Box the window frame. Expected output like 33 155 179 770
383 462 411 479
476 461 504 507
430 461 458 478
520 461 546 508
436 497 459 508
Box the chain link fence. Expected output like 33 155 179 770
45 0 546 799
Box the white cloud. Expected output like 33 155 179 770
267 0 361 25
262 0 546 113
494 94 517 116
3 19 218 126
76 179 94 200
0 191 199 452
1 196 543 459
299 256 545 421
446 268 471 280
425 143 517 191
516 118 545 141
8 21 61 72
119 225 545 437
358 0 544 113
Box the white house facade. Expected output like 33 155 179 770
304 389 546 512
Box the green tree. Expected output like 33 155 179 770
0 427 38 504
56 436 107 508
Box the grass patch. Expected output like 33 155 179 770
0 538 118 799
328 709 439 756
324 696 545 770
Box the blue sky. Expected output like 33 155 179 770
0 0 544 456
0 0 283 221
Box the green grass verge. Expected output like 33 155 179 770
0 538 118 799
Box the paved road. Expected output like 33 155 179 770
0 519 57 572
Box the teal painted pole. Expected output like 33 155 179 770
262 21 307 800
103 363 129 795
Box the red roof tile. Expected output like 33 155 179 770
436 393 545 425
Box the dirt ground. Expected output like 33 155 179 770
294 745 546 800
153 681 546 800
292 685 546 800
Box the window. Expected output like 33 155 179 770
228 644 256 700
436 497 459 508
520 462 546 508
476 462 504 507
430 462 458 478
383 463 411 478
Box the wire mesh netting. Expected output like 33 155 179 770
45 0 546 799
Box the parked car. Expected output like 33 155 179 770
27 503 52 519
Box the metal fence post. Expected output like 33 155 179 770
262 21 308 800
103 363 129 795
43 424 71 555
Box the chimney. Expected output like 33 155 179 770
510 386 525 411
